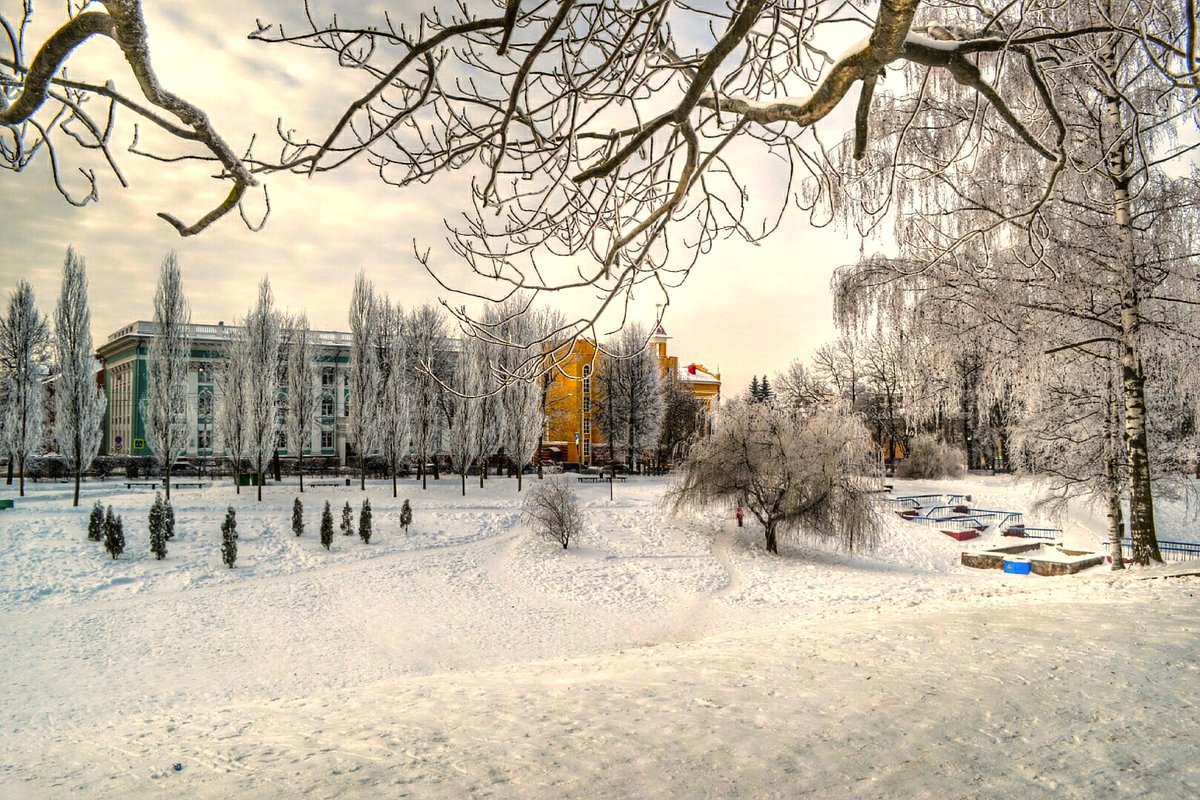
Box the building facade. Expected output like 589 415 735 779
543 326 720 466
97 321 355 463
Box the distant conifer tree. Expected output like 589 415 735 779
400 499 413 533
320 501 334 550
221 506 238 568
750 375 760 402
292 497 304 536
103 506 125 560
759 375 773 403
87 500 104 541
149 492 167 560
359 499 372 544
341 501 354 536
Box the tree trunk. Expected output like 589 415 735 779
360 458 366 491
1102 42 1161 566
164 470 171 502
764 520 778 554
17 454 25 497
1105 380 1126 570
461 470 467 496
392 455 398 498
256 457 263 502
298 453 305 493
73 465 82 507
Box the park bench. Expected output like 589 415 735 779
125 480 161 489
170 481 209 489
309 479 347 487
577 475 601 483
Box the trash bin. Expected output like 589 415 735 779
1002 557 1032 575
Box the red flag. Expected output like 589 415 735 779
687 364 697 375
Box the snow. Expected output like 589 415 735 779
2 474 1199 797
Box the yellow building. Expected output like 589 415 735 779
543 326 720 466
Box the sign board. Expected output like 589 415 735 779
132 438 145 450
113 442 122 452
114 435 123 444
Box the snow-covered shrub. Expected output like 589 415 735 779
320 501 334 550
292 497 304 536
87 500 103 541
103 506 125 560
668 400 881 554
149 493 167 560
896 434 964 480
359 499 372 544
400 499 412 533
521 478 582 549
221 506 237 568
340 501 354 537
164 500 175 540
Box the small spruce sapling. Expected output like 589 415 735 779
359 499 372 544
164 500 176 540
103 506 125 560
400 499 413 533
149 492 167 560
320 501 334 550
292 497 304 536
221 506 237 568
340 501 354 536
87 500 104 541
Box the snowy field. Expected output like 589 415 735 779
1 474 1198 798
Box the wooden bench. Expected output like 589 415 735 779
309 479 345 487
577 476 600 483
171 481 209 489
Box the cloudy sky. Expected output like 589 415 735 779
1 1 861 397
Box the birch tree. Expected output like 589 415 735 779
348 273 380 490
833 5 1200 564
285 313 320 493
53 247 105 506
244 278 283 502
143 252 192 501
0 280 49 496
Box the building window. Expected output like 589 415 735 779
197 395 213 417
582 364 591 395
276 430 287 449
583 418 591 435
321 394 334 417
196 363 212 384
582 396 591 414
320 429 334 449
583 440 591 458
197 428 212 449
321 366 334 387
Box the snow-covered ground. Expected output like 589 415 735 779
1 474 1197 798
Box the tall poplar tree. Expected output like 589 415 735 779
143 252 192 500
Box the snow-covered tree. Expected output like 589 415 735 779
348 273 381 490
320 501 334 549
103 505 124 560
669 400 882 555
0 280 49 497
657 377 705 467
243 278 283 502
376 297 411 497
221 507 237 568
149 492 167 560
408 303 451 489
52 247 105 506
285 314 321 493
292 497 304 537
340 501 354 537
143 252 192 501
522 478 582 550
488 299 544 492
595 324 664 473
216 323 251 494
399 499 413 533
359 499 372 544
87 500 103 542
447 334 484 496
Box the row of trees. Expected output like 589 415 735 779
0 249 106 504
